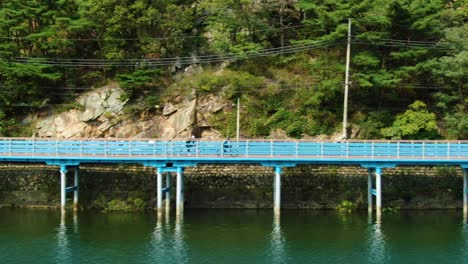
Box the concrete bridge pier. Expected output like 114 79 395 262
59 164 80 211
375 167 382 216
156 168 172 213
273 167 282 215
156 168 163 213
165 172 171 210
176 167 184 215
368 168 373 214
73 167 79 211
365 166 384 217
60 165 67 210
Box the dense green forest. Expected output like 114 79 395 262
0 0 466 139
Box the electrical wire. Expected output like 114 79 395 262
9 41 343 67
7 37 452 68
351 37 451 50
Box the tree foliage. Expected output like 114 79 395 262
381 101 438 139
0 0 465 139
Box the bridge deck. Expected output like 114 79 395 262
0 138 467 167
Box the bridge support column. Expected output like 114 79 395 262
176 167 184 215
463 168 468 217
155 168 172 213
60 165 67 210
73 167 79 211
157 168 163 212
273 167 282 214
375 167 382 216
365 166 385 217
165 172 171 209
368 168 373 214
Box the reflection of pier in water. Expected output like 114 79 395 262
150 211 189 263
55 213 71 263
269 214 288 264
366 214 388 264
173 213 189 264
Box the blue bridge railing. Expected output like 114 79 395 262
0 138 467 162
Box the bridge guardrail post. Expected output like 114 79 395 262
128 139 131 157
371 142 374 160
397 142 400 159
459 141 461 158
422 142 425 160
346 141 349 159
270 140 273 157
169 141 172 157
447 143 450 160
246 139 249 158
296 141 299 158
320 142 324 158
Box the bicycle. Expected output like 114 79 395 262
217 142 238 157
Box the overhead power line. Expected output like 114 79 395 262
10 41 343 67
5 36 452 69
351 37 451 50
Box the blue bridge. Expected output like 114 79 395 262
1 137 468 215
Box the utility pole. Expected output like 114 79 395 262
342 18 352 139
236 97 240 140
279 0 285 56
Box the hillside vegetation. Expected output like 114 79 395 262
0 0 466 139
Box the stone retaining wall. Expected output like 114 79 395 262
0 164 463 210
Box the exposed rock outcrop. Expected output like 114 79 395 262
32 83 229 139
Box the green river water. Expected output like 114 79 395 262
0 208 467 263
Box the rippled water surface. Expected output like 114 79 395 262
1 208 467 263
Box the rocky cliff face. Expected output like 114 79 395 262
33 83 228 139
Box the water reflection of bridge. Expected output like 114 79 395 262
53 210 468 263
1 138 468 216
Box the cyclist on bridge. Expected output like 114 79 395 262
222 136 231 154
186 135 196 154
